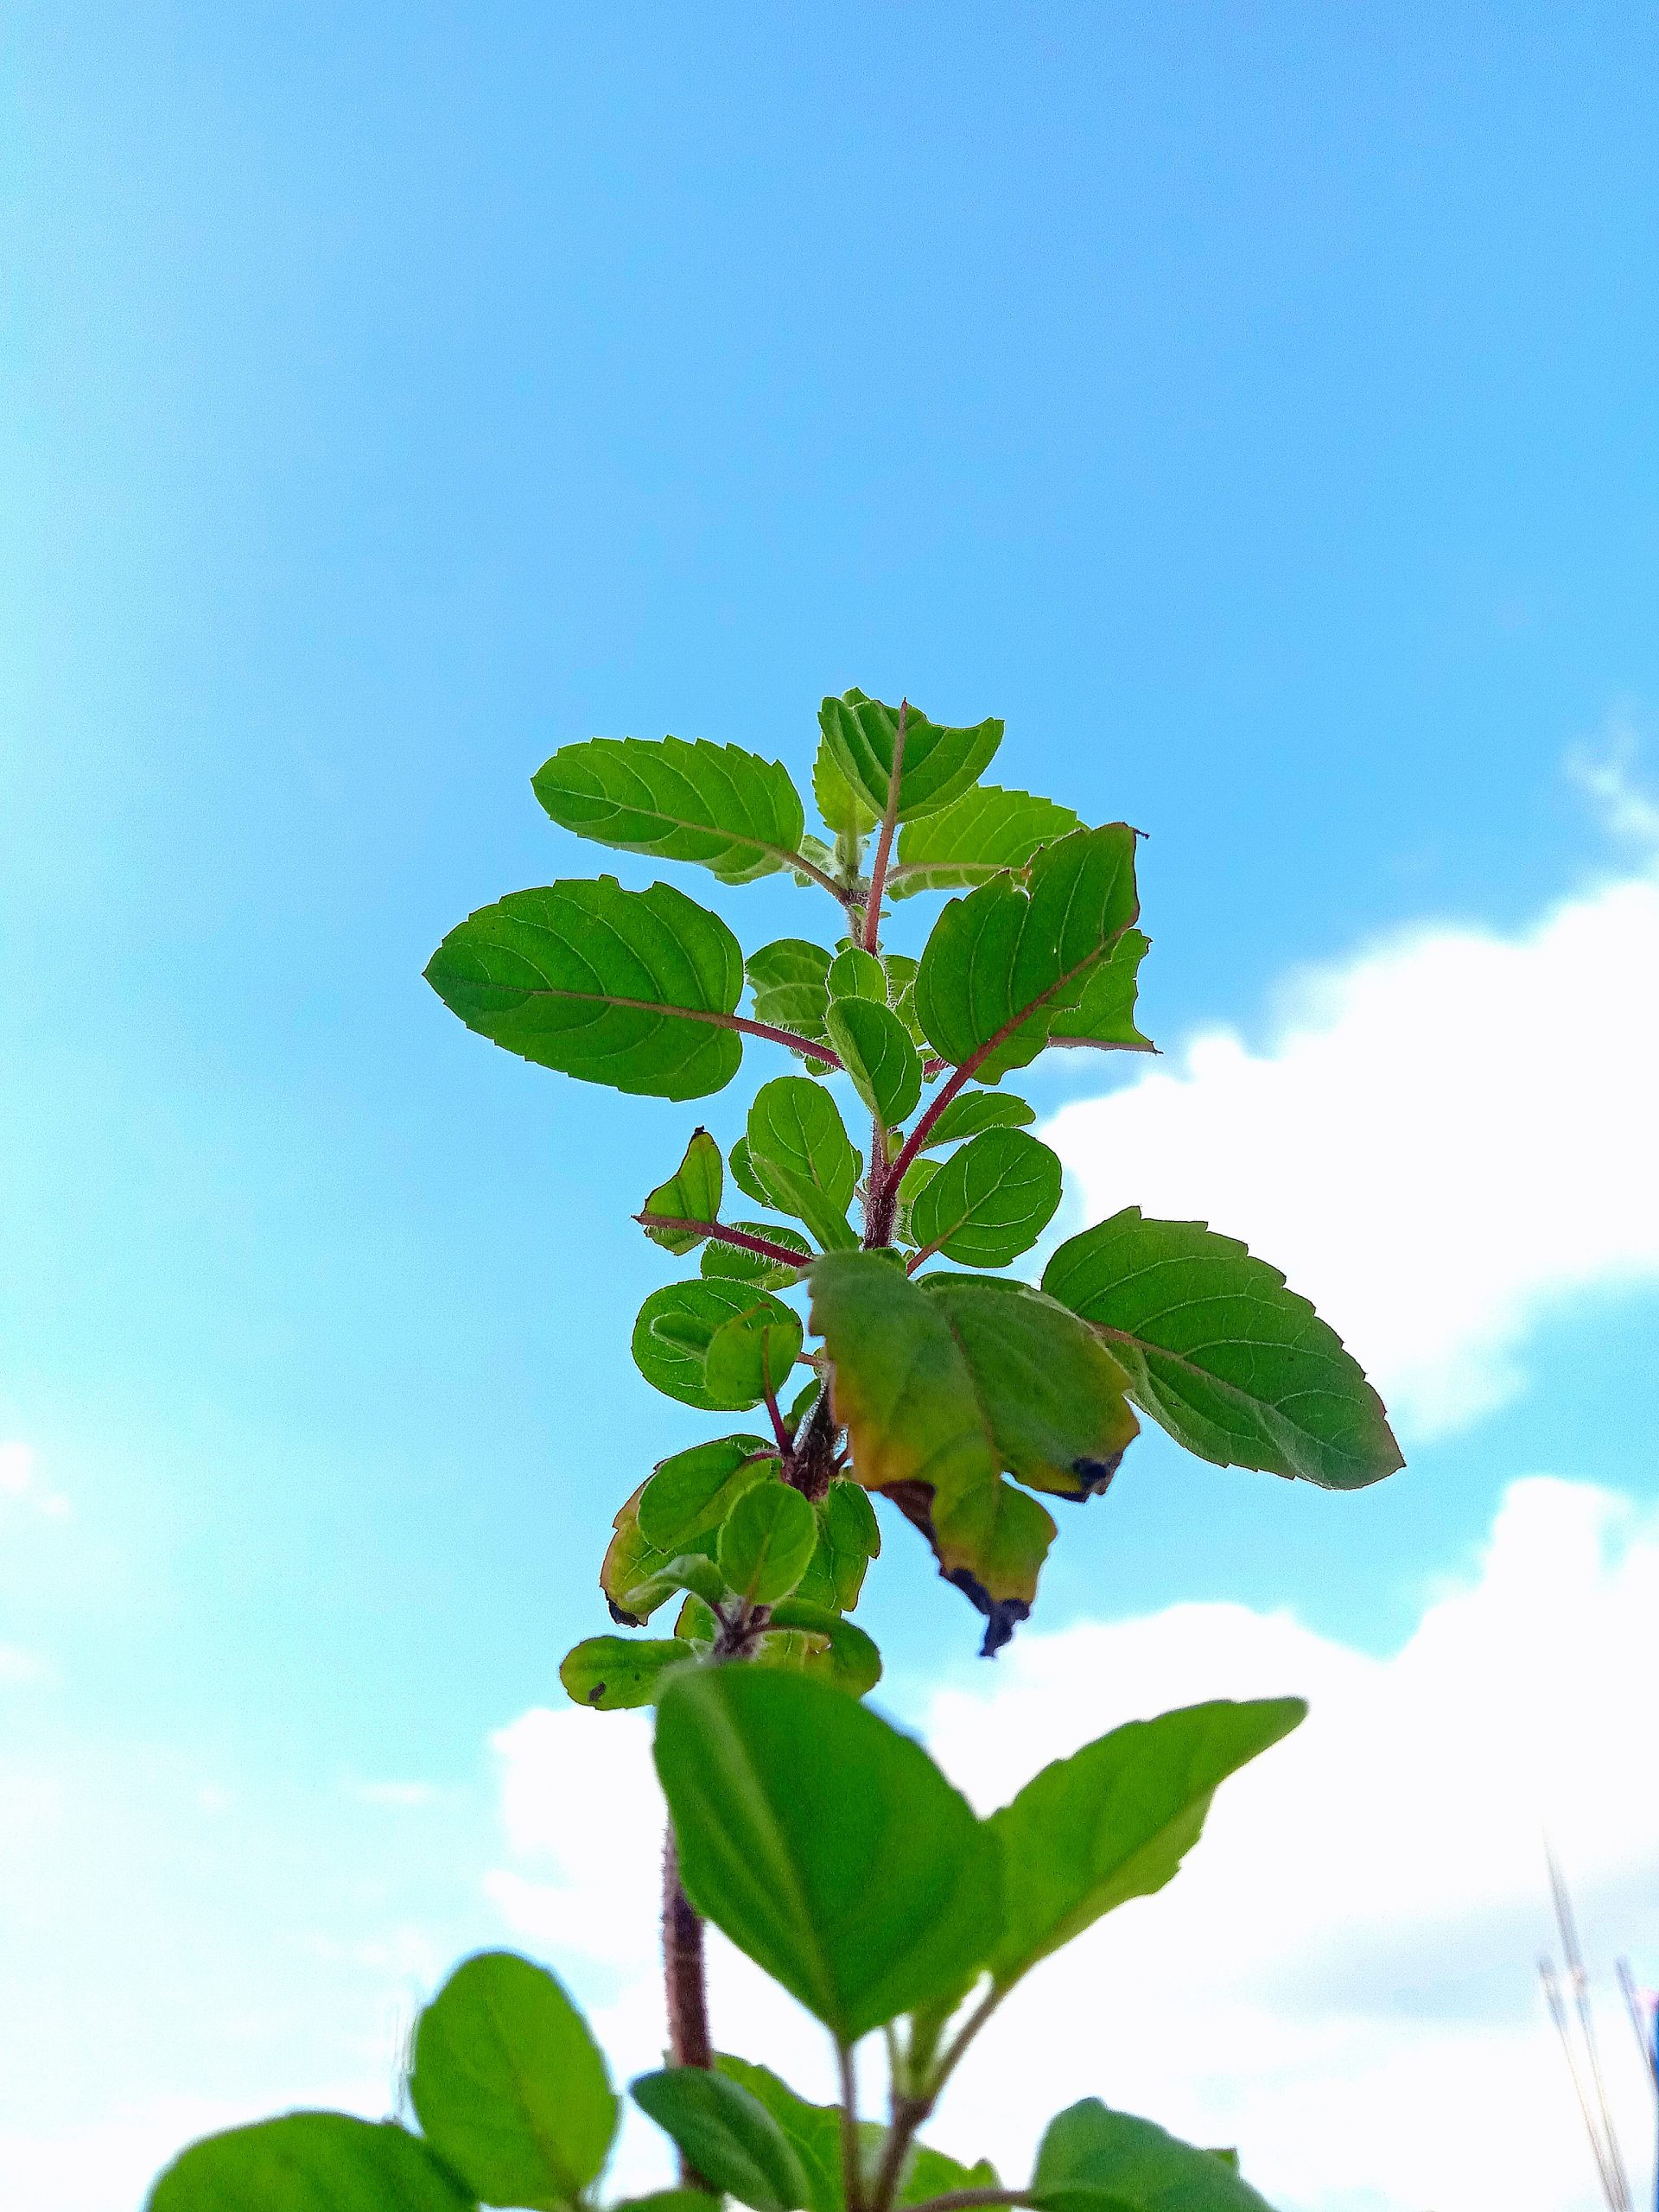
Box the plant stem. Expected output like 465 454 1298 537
838 2043 865 2212
634 1215 809 1271
661 1830 713 2074
899 2193 1037 2212
861 701 908 955
789 1386 841 1501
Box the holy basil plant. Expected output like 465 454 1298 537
143 690 1402 2211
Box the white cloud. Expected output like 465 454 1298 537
1041 853 1659 1436
485 1476 1659 2212
0 1440 70 1518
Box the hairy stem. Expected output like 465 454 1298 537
661 1831 713 2081
862 700 908 955
790 1385 841 1501
634 1215 808 1271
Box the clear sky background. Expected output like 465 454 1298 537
3 7 1658 2209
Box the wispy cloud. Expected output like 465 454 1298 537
1041 842 1659 1436
0 1441 70 1519
486 1475 1659 2212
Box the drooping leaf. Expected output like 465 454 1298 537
602 1483 723 1625
717 1479 819 1605
1031 2100 1274 2212
425 877 747 1101
918 1275 1140 1501
826 998 924 1129
533 734 806 886
410 1950 616 2208
1041 1209 1403 1490
913 1090 1037 1151
906 1128 1064 1268
1046 927 1154 1052
561 1634 698 1710
760 1599 883 1695
703 1302 806 1408
655 1667 1002 2043
887 785 1083 900
632 2069 814 2212
715 2059 842 2212
812 737 878 842
639 1436 775 1550
747 940 832 1048
986 1699 1306 1988
621 1553 732 1618
702 1219 814 1289
633 1281 805 1411
827 944 887 1003
144 2114 470 2212
819 690 1003 822
744 1078 861 1252
807 1251 1058 1648
643 1129 724 1252
912 828 1140 1083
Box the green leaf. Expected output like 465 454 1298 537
639 1436 775 1551
1032 2100 1275 2212
655 1666 1002 2043
747 939 832 1046
145 2114 470 2212
893 2145 1000 2209
1047 928 1154 1052
812 1478 882 1609
410 1949 616 2208
1041 1209 1403 1490
674 1592 723 1645
745 1078 861 1252
602 1483 722 1624
622 1553 731 1618
717 1479 819 1605
819 691 1003 822
907 1128 1064 1268
887 785 1083 900
827 945 887 1003
825 999 924 1129
714 2059 842 2212
643 1129 724 1253
813 737 878 840
704 1303 807 1408
425 877 747 1102
913 1090 1036 1151
807 1251 1058 1646
880 953 926 1046
728 1136 772 1206
987 1699 1306 1988
533 735 807 886
913 828 1140 1083
918 1276 1140 1500
612 2194 722 2212
633 1282 805 1411
560 1634 698 1710
702 1220 814 1289
632 2069 814 2212
761 1599 883 1694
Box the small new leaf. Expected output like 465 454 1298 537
819 690 1004 822
639 1436 775 1550
912 1090 1037 1151
761 1599 883 1695
826 998 924 1129
633 1282 804 1411
643 1128 723 1253
826 944 887 1003
747 939 833 1048
1042 1209 1403 1489
560 1634 698 1710
745 1078 861 1252
533 734 806 885
717 1479 819 1605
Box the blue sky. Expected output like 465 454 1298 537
4 7 1659 2208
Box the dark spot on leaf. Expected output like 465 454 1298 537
588 1684 605 1706
943 1567 1031 1658
607 1598 645 1627
1066 1451 1124 1500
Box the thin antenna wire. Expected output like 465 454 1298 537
1548 1847 1632 2212
1618 1961 1659 2097
1544 1960 1623 2211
